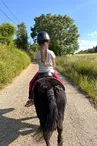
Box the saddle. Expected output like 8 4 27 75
38 72 53 78
31 73 65 99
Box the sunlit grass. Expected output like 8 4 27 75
0 44 30 89
56 54 97 100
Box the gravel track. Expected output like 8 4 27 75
0 63 97 146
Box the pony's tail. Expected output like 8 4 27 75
46 87 58 132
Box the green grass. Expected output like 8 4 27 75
56 54 97 100
0 44 30 89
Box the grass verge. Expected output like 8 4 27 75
0 44 30 89
56 54 97 101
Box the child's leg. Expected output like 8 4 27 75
52 72 63 83
29 72 40 94
25 72 40 107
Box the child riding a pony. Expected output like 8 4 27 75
25 31 63 107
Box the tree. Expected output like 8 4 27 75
15 22 29 51
94 46 97 52
31 14 80 55
0 23 16 45
77 46 97 54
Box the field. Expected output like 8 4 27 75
56 53 97 100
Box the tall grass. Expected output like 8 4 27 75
56 54 97 100
0 44 30 89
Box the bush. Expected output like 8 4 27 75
28 44 39 60
0 44 30 89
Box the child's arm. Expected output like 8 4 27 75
52 58 56 69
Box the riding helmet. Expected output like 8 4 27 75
37 31 50 44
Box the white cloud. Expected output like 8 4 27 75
78 40 97 51
88 31 97 36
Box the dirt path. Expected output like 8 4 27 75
0 63 97 146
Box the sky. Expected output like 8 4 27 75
0 0 97 51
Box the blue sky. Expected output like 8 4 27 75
0 0 97 51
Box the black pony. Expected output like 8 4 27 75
33 77 66 146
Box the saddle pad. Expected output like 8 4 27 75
33 77 65 91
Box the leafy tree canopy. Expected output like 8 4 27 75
31 14 80 55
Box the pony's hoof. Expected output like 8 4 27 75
58 142 63 146
58 138 63 146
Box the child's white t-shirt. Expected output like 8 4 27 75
35 49 56 73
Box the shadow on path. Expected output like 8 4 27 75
0 108 38 146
